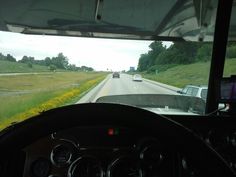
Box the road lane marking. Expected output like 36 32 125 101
93 77 112 101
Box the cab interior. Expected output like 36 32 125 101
0 0 236 177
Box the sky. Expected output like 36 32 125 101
0 31 172 71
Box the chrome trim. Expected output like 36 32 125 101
50 144 73 167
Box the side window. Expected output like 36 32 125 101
182 87 188 94
186 87 193 95
201 89 208 100
192 88 199 96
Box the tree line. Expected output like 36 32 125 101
0 52 94 71
137 41 236 73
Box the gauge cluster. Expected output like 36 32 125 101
23 126 176 177
22 124 236 177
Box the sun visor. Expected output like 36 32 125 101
0 0 233 42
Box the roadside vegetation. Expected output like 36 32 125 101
0 52 107 130
143 58 236 88
136 41 236 88
0 60 51 73
0 72 107 129
0 52 94 72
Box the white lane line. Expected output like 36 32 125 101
76 75 110 103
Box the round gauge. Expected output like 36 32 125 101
107 156 142 177
68 156 103 177
139 146 165 177
31 158 51 177
51 144 72 167
140 146 163 165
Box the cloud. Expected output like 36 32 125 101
0 31 171 71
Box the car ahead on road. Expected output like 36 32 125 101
0 1 236 177
177 85 207 101
112 72 120 78
133 74 142 82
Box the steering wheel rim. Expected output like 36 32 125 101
0 103 235 177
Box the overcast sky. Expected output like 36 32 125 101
0 31 172 71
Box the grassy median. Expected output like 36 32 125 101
0 72 107 129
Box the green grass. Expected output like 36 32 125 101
0 60 53 73
143 58 236 88
0 72 107 128
0 91 60 120
223 58 236 77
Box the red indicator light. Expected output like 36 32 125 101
108 128 114 136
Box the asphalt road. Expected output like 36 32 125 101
77 74 178 103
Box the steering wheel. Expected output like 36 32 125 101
0 103 235 177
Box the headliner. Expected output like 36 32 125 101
0 0 235 41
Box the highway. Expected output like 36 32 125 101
77 73 179 103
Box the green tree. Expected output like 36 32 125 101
68 64 78 71
81 66 94 71
19 56 35 63
155 46 176 64
170 42 200 64
45 57 51 66
155 42 201 65
137 41 166 71
19 56 28 63
137 41 207 72
137 54 149 71
6 54 16 62
148 41 166 67
196 44 212 62
51 53 69 69
0 53 6 60
49 64 57 71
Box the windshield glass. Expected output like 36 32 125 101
0 31 215 129
224 42 236 77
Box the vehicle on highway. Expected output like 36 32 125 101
0 1 236 177
177 85 208 101
133 74 142 82
112 72 120 78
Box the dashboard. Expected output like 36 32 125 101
169 116 236 173
21 117 236 177
0 103 236 177
23 126 176 177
